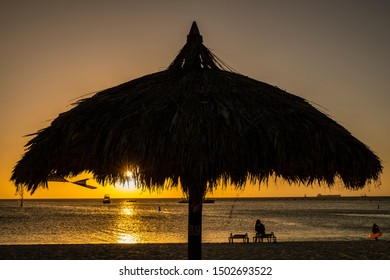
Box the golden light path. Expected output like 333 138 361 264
112 170 140 244
116 202 139 244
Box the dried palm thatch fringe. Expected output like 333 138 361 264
11 22 382 195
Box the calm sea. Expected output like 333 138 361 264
0 197 388 244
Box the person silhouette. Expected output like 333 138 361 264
255 219 265 235
372 223 381 240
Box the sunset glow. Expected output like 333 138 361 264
1 1 388 199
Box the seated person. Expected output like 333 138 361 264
372 223 380 234
255 219 265 235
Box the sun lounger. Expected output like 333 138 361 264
228 233 249 243
253 232 277 243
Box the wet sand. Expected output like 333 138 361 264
1 241 389 260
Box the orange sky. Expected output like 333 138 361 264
1 1 389 199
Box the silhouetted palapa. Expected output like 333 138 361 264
11 22 382 259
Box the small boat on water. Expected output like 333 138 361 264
103 194 111 204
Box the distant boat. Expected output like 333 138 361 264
126 200 136 202
316 194 341 198
103 194 111 204
178 198 215 203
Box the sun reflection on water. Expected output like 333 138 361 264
120 207 133 216
117 233 138 244
113 202 142 243
100 200 188 244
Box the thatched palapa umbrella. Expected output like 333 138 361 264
11 22 382 259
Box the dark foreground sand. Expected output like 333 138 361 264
1 241 389 260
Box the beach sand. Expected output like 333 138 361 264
0 241 389 260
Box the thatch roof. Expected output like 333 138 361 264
11 21 382 195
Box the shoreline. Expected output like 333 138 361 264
1 195 389 201
1 241 389 260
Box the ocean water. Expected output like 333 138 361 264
0 197 388 244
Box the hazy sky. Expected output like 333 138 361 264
1 0 389 199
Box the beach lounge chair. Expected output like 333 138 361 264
253 232 277 243
228 233 249 243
